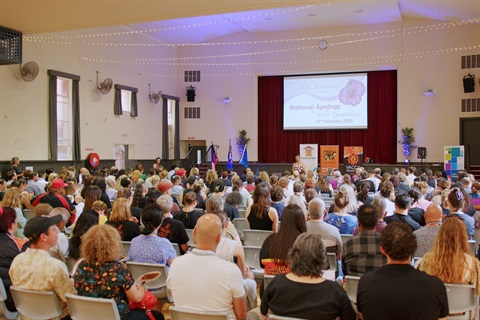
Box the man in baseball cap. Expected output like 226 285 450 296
31 178 77 226
9 215 75 319
157 180 180 212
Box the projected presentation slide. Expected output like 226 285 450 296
283 73 368 130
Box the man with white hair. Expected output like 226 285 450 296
306 197 342 257
48 207 70 262
105 175 117 202
157 195 189 254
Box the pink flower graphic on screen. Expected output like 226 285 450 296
339 79 366 106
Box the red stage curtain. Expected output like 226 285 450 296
258 70 397 164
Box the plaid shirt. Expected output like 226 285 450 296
342 230 386 276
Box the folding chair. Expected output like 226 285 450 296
0 278 18 320
126 261 173 302
66 293 121 320
444 283 476 320
169 306 229 320
10 285 62 320
243 229 272 247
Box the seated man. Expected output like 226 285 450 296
357 222 449 320
167 214 247 319
343 204 386 276
413 203 443 257
384 193 421 231
9 216 75 319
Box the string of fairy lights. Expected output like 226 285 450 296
21 2 480 76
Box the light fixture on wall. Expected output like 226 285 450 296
222 97 232 103
423 89 437 96
148 83 162 104
186 85 196 102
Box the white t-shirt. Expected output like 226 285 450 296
167 248 245 319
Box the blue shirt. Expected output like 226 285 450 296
128 234 177 268
324 213 358 234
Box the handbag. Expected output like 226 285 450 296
128 290 158 320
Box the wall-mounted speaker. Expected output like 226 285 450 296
186 86 196 102
463 74 475 93
417 147 427 160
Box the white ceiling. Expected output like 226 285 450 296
1 0 479 43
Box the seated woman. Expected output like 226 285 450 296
211 210 257 310
1 188 27 239
419 216 480 296
324 191 358 235
0 207 25 313
356 181 373 205
73 224 164 320
407 187 426 226
68 209 99 260
260 233 355 319
443 187 475 239
106 198 141 241
128 205 176 267
173 191 203 229
260 204 306 296
246 182 279 233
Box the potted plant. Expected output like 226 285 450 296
399 127 416 157
236 129 250 156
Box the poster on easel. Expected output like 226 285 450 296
444 146 464 181
299 144 318 173
319 145 339 173
344 146 363 174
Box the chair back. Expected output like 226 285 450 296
65 256 79 276
185 229 195 247
172 242 181 256
263 274 275 290
238 209 247 218
0 278 18 320
119 241 131 257
126 261 173 302
326 252 337 271
171 193 182 203
232 218 249 241
169 306 229 320
10 285 62 320
444 283 476 317
243 229 272 246
344 275 361 304
243 246 262 270
340 234 353 245
66 293 120 320
467 240 476 255
23 209 36 221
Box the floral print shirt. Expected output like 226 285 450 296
74 260 134 318
324 213 358 235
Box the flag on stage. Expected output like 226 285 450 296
239 146 248 168
211 144 218 171
226 141 233 170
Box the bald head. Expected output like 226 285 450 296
194 214 222 250
424 203 443 223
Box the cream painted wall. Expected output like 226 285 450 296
0 18 479 163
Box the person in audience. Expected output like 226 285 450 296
445 187 475 238
307 197 342 259
367 169 381 191
260 204 306 284
47 207 70 262
355 171 375 194
25 171 42 196
10 157 22 177
131 182 148 210
9 179 36 211
339 184 360 214
419 216 480 296
157 180 181 211
105 175 118 202
171 175 183 194
128 205 176 267
106 198 141 241
117 187 142 222
246 182 279 233
74 224 164 320
384 193 421 231
292 155 306 175
212 210 257 310
206 196 240 241
167 214 247 320
379 181 396 216
324 191 358 234
405 166 417 187
259 233 355 319
395 172 410 195
353 197 387 235
75 185 102 222
0 179 6 201
277 176 293 200
316 174 333 197
357 222 449 320
233 178 253 208
208 178 226 199
1 188 27 239
31 178 77 225
330 170 344 190
0 207 24 313
224 191 242 221
10 215 75 319
157 195 189 254
284 181 305 206
413 203 443 257
470 181 480 211
34 203 53 217
356 181 373 205
173 191 203 229
304 188 318 204
342 204 386 276
68 209 100 259
92 177 112 210
244 174 256 193
407 187 426 226
191 180 207 211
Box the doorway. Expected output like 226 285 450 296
460 117 480 166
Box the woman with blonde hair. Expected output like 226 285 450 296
419 217 480 296
106 198 141 241
205 169 218 192
379 181 396 216
130 170 142 189
324 191 358 234
1 188 27 238
258 171 270 185
73 224 165 320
